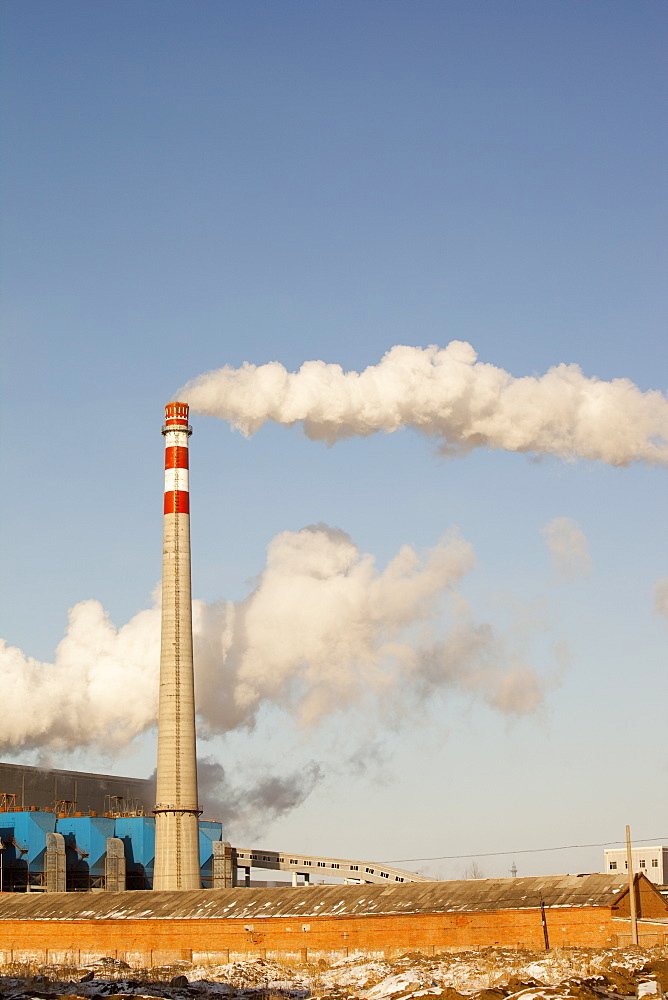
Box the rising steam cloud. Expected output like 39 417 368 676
654 578 668 620
0 525 548 755
178 342 668 466
542 517 591 581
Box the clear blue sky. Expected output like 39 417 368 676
1 0 666 879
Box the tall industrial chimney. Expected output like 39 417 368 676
153 402 201 890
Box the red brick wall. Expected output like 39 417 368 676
5 904 664 965
612 878 668 919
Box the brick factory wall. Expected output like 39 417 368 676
613 877 668 919
612 920 668 949
3 876 666 965
2 906 665 965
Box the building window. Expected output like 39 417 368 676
609 862 617 870
652 859 659 867
639 859 646 868
625 861 628 869
351 865 358 870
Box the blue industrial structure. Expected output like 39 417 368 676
115 815 156 889
199 820 224 888
0 811 57 891
0 812 223 891
57 816 116 890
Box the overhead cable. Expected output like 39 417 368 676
389 835 668 864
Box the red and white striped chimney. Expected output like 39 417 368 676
153 402 201 890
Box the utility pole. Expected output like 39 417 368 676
626 824 638 945
539 893 550 950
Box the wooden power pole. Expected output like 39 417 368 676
626 824 639 945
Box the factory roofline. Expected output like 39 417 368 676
0 873 663 921
0 760 151 784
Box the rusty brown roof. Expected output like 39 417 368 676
0 873 648 921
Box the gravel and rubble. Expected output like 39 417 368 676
0 948 665 1000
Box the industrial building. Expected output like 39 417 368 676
604 846 668 885
0 804 228 893
0 874 666 963
0 404 212 896
0 760 429 892
0 761 153 816
8 403 664 966
0 409 432 901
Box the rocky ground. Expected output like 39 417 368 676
0 948 666 1000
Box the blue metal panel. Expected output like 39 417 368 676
56 816 115 881
114 816 155 889
0 812 55 871
0 811 225 892
199 820 223 887
0 811 56 889
16 812 55 873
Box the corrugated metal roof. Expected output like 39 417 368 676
0 874 637 921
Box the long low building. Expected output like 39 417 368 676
232 846 434 885
1 873 666 964
0 763 428 890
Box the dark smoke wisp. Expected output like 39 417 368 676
197 756 323 840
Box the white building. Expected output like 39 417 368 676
604 846 667 885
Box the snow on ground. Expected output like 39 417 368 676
187 947 667 1000
0 947 665 1000
312 947 650 996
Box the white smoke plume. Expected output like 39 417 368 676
653 577 668 620
542 517 591 581
177 342 668 466
0 525 549 755
0 601 161 753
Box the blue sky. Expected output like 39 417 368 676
1 0 666 879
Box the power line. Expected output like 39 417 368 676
389 835 668 864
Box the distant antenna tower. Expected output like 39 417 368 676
510 861 518 878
